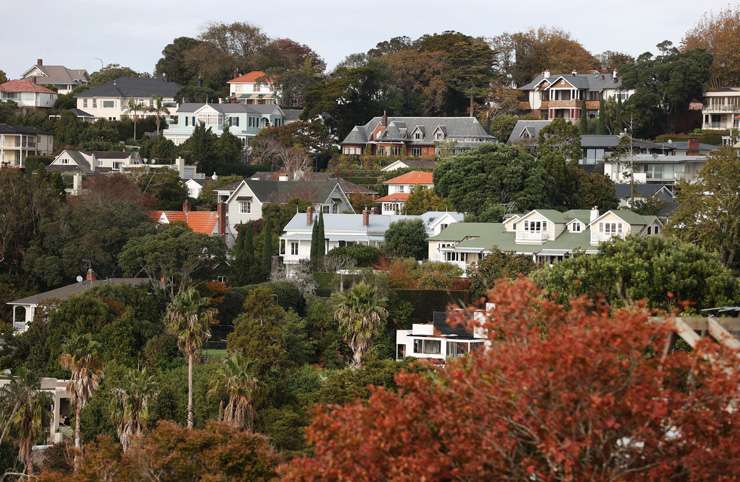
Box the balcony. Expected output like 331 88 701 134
518 101 532 110
703 105 740 113
547 99 584 109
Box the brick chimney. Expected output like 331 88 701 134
306 205 314 225
382 110 388 127
37 58 43 66
216 202 227 236
687 138 699 155
362 207 369 226
85 268 96 282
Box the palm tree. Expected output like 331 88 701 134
333 282 388 368
127 99 144 141
209 353 258 430
149 96 169 137
1 373 52 476
164 287 215 429
109 367 158 452
59 334 103 467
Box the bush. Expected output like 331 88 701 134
233 281 306 316
327 245 381 267
384 220 428 260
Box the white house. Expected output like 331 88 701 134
0 79 57 108
603 149 715 185
22 59 89 95
228 71 278 104
429 208 662 273
163 102 285 146
701 87 740 131
76 77 180 121
376 171 435 215
279 209 463 274
0 123 54 168
48 149 143 173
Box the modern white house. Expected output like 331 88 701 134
0 123 54 168
376 171 435 215
0 79 57 108
0 377 72 445
22 59 89 95
76 77 180 121
7 271 148 333
48 149 143 173
228 71 278 104
396 307 490 363
429 208 662 273
279 209 463 274
701 87 740 131
163 102 285 146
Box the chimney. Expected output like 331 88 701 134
571 70 577 76
216 202 227 236
687 138 699 155
590 206 599 224
85 268 96 282
182 199 190 214
306 205 314 225
90 153 97 172
382 110 388 127
543 70 550 79
37 58 43 66
72 172 82 195
175 156 185 178
362 207 369 226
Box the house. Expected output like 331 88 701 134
614 183 677 217
76 77 180 121
228 71 278 104
21 58 89 94
7 270 149 333
249 171 377 198
381 159 438 172
0 123 54 168
48 108 95 122
279 208 464 274
518 70 633 122
122 156 207 182
701 87 740 131
429 208 661 273
163 102 285 146
214 177 354 238
149 205 220 236
0 377 72 444
340 114 494 157
48 149 143 173
0 79 57 108
377 171 435 215
506 119 552 149
396 309 489 363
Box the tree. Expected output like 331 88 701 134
434 143 546 216
149 96 169 137
403 187 449 215
210 125 245 175
178 123 218 171
59 334 103 466
280 278 740 481
534 236 740 310
1 373 51 476
126 99 144 141
109 366 157 452
231 223 257 285
0 70 6 84
139 136 177 162
88 64 142 86
468 249 536 299
133 168 188 210
488 114 519 142
209 353 258 430
155 36 203 85
669 148 740 270
384 219 428 260
682 6 740 87
164 287 215 429
332 282 388 368
314 213 325 270
260 217 274 281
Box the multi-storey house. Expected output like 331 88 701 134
76 77 180 121
227 71 278 104
0 79 57 108
22 58 89 94
0 123 54 168
701 87 740 131
376 171 435 215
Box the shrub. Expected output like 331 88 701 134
327 245 381 267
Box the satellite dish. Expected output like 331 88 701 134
76 275 84 283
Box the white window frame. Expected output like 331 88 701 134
239 200 251 214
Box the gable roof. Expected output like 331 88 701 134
507 120 552 144
376 192 411 203
590 209 659 227
7 278 149 306
77 77 181 98
242 179 345 205
149 210 218 235
24 64 89 86
384 171 434 185
614 183 674 200
519 72 623 92
249 171 376 195
228 71 271 84
0 123 50 135
341 116 493 145
176 103 283 115
382 159 438 171
0 79 56 94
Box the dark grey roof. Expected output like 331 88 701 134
245 179 342 204
341 116 493 145
0 123 49 135
507 120 552 144
519 72 623 92
663 141 718 153
25 65 89 86
396 159 438 170
614 183 674 199
248 171 375 195
77 77 181 98
8 278 149 306
89 150 134 159
176 103 283 115
580 135 622 148
69 108 94 118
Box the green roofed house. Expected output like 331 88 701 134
428 207 662 274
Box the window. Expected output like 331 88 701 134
229 116 240 127
448 341 469 357
411 147 422 156
239 200 251 214
185 116 189 126
397 344 406 358
647 226 651 235
92 99 97 108
290 242 299 255
103 100 115 108
413 339 441 355
414 130 423 140
391 145 402 156
570 222 581 232
524 220 545 233
83 99 88 108
600 222 623 234
654 225 660 234
280 239 285 255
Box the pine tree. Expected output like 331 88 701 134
231 224 256 285
261 218 273 281
596 96 607 134
315 212 326 269
309 213 319 270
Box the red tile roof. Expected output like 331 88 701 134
0 79 56 94
383 171 434 185
375 192 410 202
228 71 271 84
149 211 218 235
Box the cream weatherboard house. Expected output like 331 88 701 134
0 79 57 108
377 171 435 215
227 71 278 104
48 149 143 173
429 208 661 273
22 59 89 94
0 124 54 168
76 77 180 121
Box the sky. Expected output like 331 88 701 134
0 0 733 78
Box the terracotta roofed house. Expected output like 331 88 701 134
149 209 219 236
228 70 278 104
0 79 58 108
377 170 435 215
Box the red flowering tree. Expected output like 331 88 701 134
280 278 740 481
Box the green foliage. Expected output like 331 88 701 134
231 223 259 286
133 168 188 210
316 359 405 405
260 218 274 281
233 281 306 315
384 220 428 260
88 64 144 86
403 187 449 215
140 136 177 162
533 236 740 310
468 250 536 299
489 114 519 143
326 245 381 268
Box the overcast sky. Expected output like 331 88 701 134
1 0 733 78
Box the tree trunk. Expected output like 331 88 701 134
187 353 194 429
24 443 32 476
74 402 81 469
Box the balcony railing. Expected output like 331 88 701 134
547 100 583 109
703 105 740 113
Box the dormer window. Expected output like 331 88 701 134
569 221 582 233
435 131 444 140
414 131 423 140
